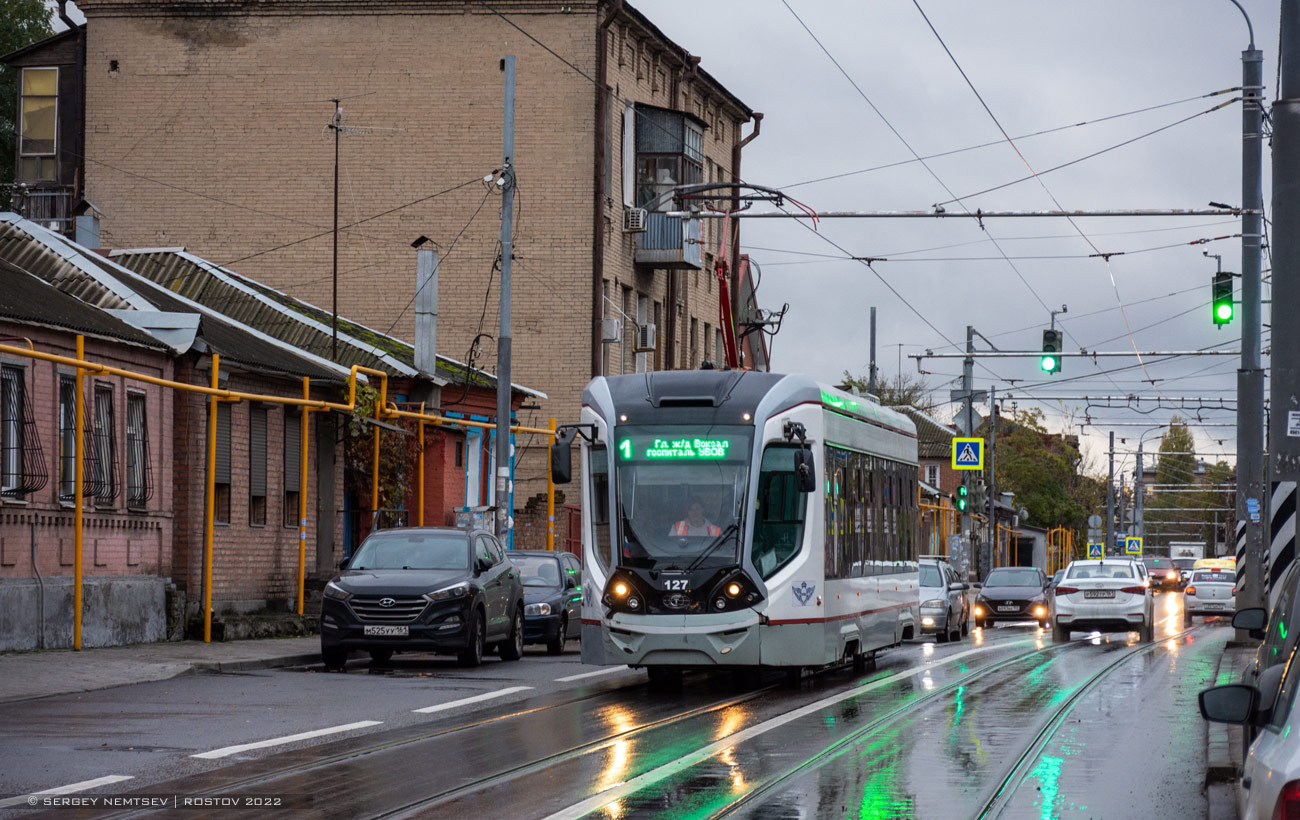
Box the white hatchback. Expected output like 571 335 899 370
1183 568 1236 623
1051 559 1154 642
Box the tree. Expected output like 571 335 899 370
1146 418 1203 547
981 408 1091 535
0 0 54 209
839 370 937 414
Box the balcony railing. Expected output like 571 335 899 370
634 211 703 269
12 185 75 235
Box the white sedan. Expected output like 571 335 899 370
1050 559 1154 643
1183 568 1236 623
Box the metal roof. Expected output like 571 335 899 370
892 406 959 460
0 266 166 350
110 248 545 397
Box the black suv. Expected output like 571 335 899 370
320 527 525 669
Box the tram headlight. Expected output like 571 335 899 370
627 596 642 611
613 582 629 598
726 583 742 597
714 598 727 611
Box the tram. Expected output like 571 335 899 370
551 369 922 678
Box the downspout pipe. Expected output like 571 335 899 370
58 1 85 210
665 55 699 370
730 112 763 343
592 0 623 378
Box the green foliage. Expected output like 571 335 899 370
0 0 55 209
344 385 420 513
980 408 1096 538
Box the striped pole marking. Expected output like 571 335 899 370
1236 519 1248 590
1269 481 1297 607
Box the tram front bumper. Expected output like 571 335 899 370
603 612 762 667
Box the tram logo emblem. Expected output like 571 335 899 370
792 581 816 606
663 593 690 610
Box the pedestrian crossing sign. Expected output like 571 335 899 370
1125 537 1143 556
1087 543 1104 559
952 438 984 470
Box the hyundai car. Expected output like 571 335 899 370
1051 558 1154 642
973 566 1050 629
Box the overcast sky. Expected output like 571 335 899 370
635 0 1282 476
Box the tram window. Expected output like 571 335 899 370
588 444 612 573
753 445 808 580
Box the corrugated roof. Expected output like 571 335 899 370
0 266 166 350
0 215 348 383
892 406 958 460
110 248 545 398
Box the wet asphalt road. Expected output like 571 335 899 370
5 592 1231 820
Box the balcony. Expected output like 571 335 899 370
634 211 703 270
12 185 75 236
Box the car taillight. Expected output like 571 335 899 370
1232 587 1237 595
1273 780 1300 820
1054 586 1078 595
1184 586 1196 596
1120 586 1147 595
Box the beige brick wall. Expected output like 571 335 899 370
75 0 753 533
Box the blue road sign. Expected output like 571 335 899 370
952 438 984 470
1125 537 1143 556
1087 543 1104 559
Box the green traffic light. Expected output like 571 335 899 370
1216 302 1233 322
1040 355 1057 372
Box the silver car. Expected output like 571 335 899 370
918 557 970 643
1183 568 1236 624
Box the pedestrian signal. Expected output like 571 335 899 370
957 484 968 512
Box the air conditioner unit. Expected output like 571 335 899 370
624 207 648 233
601 318 622 344
636 323 657 351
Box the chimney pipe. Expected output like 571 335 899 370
415 249 439 377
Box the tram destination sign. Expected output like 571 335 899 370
617 434 742 461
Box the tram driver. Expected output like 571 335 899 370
669 498 722 538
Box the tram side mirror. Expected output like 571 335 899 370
551 428 578 485
793 448 816 493
1232 607 1268 638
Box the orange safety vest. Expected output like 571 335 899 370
673 520 721 536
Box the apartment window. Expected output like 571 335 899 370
214 402 231 523
1 366 24 497
604 87 615 198
634 105 704 212
125 392 151 509
283 409 301 528
454 440 463 469
653 301 662 371
635 294 650 374
716 328 725 366
620 286 633 375
92 384 116 507
249 406 267 525
925 464 939 488
689 318 698 369
19 68 57 181
704 322 712 365
58 375 75 501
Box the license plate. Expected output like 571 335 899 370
1084 590 1115 599
997 606 1018 612
364 625 409 637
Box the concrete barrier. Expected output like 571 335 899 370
0 576 167 650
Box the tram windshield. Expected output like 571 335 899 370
613 425 753 572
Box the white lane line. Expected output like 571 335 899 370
554 667 632 683
0 775 136 809
191 721 383 760
541 638 1035 820
412 686 533 715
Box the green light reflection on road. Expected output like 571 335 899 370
1028 755 1064 820
953 685 966 726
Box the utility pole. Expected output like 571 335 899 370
960 326 975 576
329 99 341 363
1235 7 1267 624
1107 431 1116 554
495 56 516 543
1119 474 1127 538
868 307 878 395
986 385 997 577
1136 443 1145 543
1268 0 1300 607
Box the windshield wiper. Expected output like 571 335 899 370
686 522 741 572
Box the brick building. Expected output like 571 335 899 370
7 0 760 522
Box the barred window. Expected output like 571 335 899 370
126 392 151 509
249 406 267 526
283 408 301 528
1 366 24 495
93 384 116 507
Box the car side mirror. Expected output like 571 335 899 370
972 582 983 590
338 558 350 570
474 556 491 574
1232 607 1268 638
551 428 578 485
948 582 967 591
565 576 578 590
793 448 816 493
1199 684 1259 725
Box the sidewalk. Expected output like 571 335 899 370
0 637 323 704
1206 639 1257 819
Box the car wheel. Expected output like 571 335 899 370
458 609 485 668
368 649 393 664
961 616 970 637
499 607 524 661
321 646 348 671
1051 622 1069 643
935 620 950 643
546 617 568 656
1139 619 1154 643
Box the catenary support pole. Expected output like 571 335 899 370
203 355 219 643
869 307 878 395
331 100 340 363
496 55 516 542
1107 431 1116 555
1237 27 1267 624
1267 0 1300 606
986 385 997 579
73 335 84 650
297 377 309 616
961 326 974 577
1136 442 1145 542
547 417 557 550
418 420 426 528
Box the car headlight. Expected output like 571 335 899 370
424 582 471 603
921 599 947 609
323 581 352 601
525 602 552 616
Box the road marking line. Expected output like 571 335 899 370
0 775 135 809
413 686 533 715
540 638 1035 820
554 667 631 683
191 721 383 760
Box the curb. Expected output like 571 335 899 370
191 653 324 674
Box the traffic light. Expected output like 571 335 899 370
957 484 968 512
1212 271 1234 325
973 480 988 511
1040 329 1062 373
